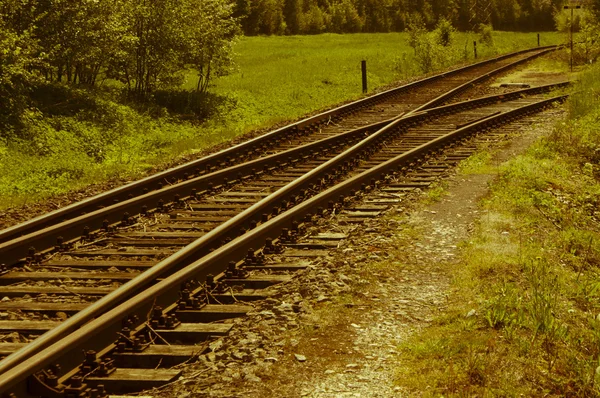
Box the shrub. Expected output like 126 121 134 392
478 23 494 46
435 17 455 47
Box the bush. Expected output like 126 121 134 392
435 17 455 47
406 14 427 54
152 90 233 120
478 23 494 46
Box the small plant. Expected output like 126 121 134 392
406 14 427 55
435 18 455 47
484 283 523 330
478 23 494 46
424 182 447 203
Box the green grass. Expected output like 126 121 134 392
394 63 600 396
186 32 561 132
0 31 561 209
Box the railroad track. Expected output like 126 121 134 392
0 47 567 397
0 45 554 248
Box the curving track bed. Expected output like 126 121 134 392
0 46 568 397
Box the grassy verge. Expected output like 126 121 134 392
394 65 600 395
0 32 560 209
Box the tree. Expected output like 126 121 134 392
303 4 327 34
33 0 129 85
184 0 240 93
329 0 363 33
0 21 41 136
284 0 304 34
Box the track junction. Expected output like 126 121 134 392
0 45 570 397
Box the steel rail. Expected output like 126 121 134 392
0 82 569 375
0 45 556 246
0 90 567 395
414 51 548 112
0 117 396 267
0 57 564 269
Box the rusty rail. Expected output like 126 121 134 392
0 88 568 395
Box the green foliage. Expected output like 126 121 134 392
435 17 455 46
329 0 364 33
0 0 239 99
478 23 494 46
233 0 564 35
303 4 328 34
394 57 600 394
183 0 240 93
566 65 600 164
406 13 427 54
0 23 40 136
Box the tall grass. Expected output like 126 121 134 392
569 63 600 118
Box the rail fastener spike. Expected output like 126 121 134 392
263 237 281 255
244 248 261 266
29 369 67 397
206 274 227 294
279 228 290 243
81 350 100 374
150 305 181 329
82 225 90 241
56 236 64 252
89 386 108 398
225 261 248 279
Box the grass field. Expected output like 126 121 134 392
186 32 561 132
0 31 562 208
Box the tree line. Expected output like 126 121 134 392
2 0 598 136
0 0 238 133
234 0 574 35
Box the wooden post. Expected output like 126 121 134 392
473 41 477 59
361 60 367 94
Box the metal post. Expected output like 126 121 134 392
564 3 582 72
537 33 540 47
473 41 477 59
361 60 367 94
570 7 574 71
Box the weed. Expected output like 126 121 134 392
424 181 448 204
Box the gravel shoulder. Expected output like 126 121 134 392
148 107 565 397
